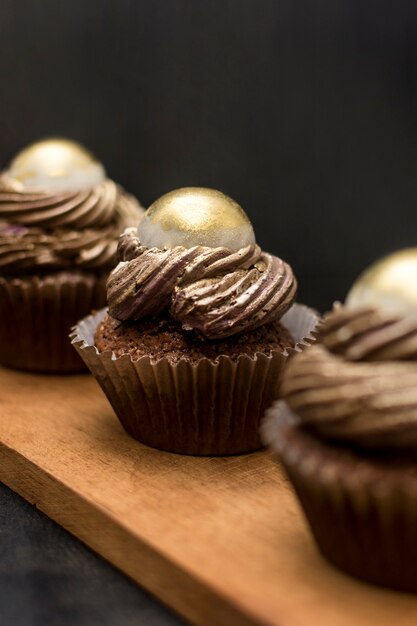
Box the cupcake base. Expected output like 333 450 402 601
0 271 106 374
94 312 295 363
263 406 417 593
71 304 318 456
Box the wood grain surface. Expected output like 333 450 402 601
0 366 417 626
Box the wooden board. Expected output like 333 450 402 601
1 366 417 626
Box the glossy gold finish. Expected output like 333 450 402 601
347 248 417 314
147 187 251 233
138 187 255 250
7 138 105 190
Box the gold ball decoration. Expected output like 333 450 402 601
346 248 417 315
137 187 255 250
6 138 106 191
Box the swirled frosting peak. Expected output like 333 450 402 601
0 141 144 275
281 345 417 449
320 304 417 361
107 214 297 340
280 248 417 450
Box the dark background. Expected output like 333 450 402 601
1 2 417 624
2 1 417 312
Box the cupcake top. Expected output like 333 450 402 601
107 187 297 339
280 248 417 450
0 138 143 275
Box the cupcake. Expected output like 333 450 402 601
72 187 318 455
0 138 144 373
263 248 417 592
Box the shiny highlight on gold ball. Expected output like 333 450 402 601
6 138 106 191
346 248 417 315
138 187 256 250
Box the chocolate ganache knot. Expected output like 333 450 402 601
107 227 297 339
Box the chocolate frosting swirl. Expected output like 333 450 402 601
107 227 297 339
320 304 417 361
0 174 143 274
281 345 417 449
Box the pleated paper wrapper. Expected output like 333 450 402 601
262 403 417 592
0 272 106 374
71 303 319 455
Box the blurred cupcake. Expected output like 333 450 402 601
0 138 144 373
72 187 318 455
263 248 417 592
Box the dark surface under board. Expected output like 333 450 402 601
0 483 184 626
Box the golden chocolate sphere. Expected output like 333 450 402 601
346 248 417 315
138 187 256 250
7 138 106 191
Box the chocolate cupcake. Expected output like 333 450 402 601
263 248 417 592
0 138 144 373
72 187 318 455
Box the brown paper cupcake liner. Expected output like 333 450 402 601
262 404 417 592
71 303 319 456
0 272 106 373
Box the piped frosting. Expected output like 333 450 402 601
281 344 417 449
107 226 297 339
320 304 417 361
0 175 142 274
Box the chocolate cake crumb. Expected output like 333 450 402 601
95 313 294 364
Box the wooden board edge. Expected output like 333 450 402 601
0 440 270 626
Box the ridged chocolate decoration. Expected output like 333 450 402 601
108 228 297 340
320 304 417 361
0 176 143 274
280 344 417 449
